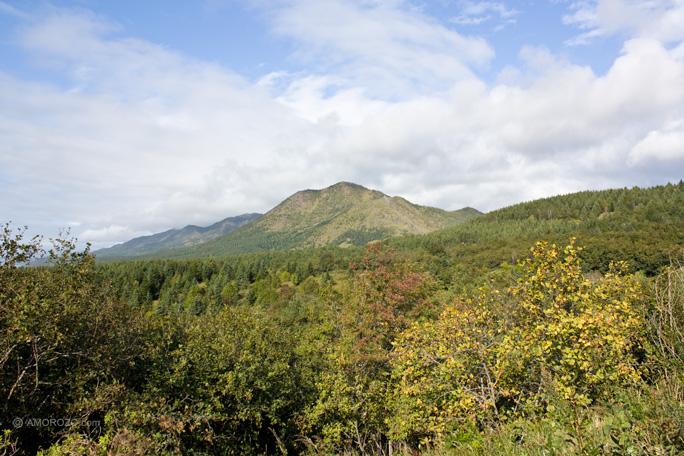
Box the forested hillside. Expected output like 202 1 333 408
123 182 481 260
390 181 684 283
2 182 684 455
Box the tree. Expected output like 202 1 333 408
0 224 148 454
303 242 437 454
390 240 645 446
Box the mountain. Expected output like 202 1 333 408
132 182 481 259
94 213 262 260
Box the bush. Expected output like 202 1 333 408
390 240 645 447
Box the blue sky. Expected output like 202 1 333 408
1 0 683 249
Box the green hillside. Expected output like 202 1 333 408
94 213 262 261
147 182 481 258
389 181 684 285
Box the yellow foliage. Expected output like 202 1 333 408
390 240 645 443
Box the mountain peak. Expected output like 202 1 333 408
327 181 370 191
178 182 480 257
95 182 481 260
292 182 375 198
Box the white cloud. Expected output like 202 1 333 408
629 120 684 163
0 1 29 19
564 0 684 45
259 0 493 98
1 11 313 237
275 74 389 126
2 1 684 249
80 225 152 249
451 1 519 29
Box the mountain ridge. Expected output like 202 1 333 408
169 182 481 258
96 182 481 260
94 213 262 260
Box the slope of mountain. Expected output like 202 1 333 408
94 213 262 260
389 181 684 277
147 182 481 259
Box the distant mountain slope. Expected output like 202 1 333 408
390 181 684 276
94 213 262 260
153 182 481 259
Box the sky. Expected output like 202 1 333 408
1 0 683 250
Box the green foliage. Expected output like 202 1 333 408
390 240 645 446
112 308 309 455
390 181 684 281
648 256 684 374
504 241 644 406
0 224 150 455
302 242 438 454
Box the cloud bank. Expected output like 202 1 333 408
1 0 683 249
